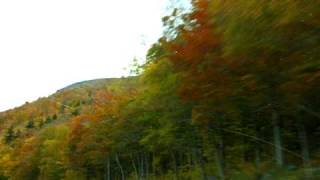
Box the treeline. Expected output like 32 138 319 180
0 0 320 179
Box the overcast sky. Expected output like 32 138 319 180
0 0 175 111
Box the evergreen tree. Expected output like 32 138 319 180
4 126 15 144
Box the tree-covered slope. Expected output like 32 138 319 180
0 77 130 143
0 0 319 179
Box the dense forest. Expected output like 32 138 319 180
0 0 319 179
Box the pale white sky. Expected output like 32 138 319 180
0 0 174 111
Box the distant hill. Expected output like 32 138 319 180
59 78 120 91
0 77 133 137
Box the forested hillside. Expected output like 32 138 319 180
0 0 319 179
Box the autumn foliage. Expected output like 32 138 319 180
0 0 319 179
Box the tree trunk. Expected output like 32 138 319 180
115 153 125 180
152 152 156 176
171 151 179 180
105 157 111 180
195 148 208 180
131 155 139 180
145 153 149 179
255 148 261 170
255 147 262 180
188 152 193 168
140 153 144 179
215 140 225 180
272 111 283 166
298 123 313 179
215 125 225 180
